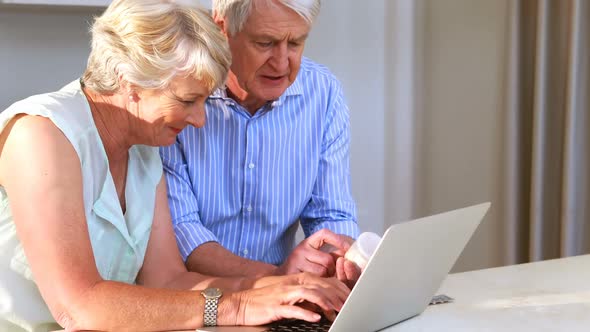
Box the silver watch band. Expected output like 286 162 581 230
203 296 219 326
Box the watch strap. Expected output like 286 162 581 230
203 296 219 326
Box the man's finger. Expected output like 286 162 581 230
306 229 351 252
343 259 361 288
301 260 330 276
304 250 336 276
335 257 347 285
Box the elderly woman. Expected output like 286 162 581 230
0 0 349 331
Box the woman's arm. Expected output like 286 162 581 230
0 115 209 330
136 175 249 292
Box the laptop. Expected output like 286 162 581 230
197 202 491 332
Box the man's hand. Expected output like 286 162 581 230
275 229 353 278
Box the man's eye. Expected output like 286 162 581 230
257 41 273 48
181 100 196 105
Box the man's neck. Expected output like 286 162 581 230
225 72 266 115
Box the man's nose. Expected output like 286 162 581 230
268 42 289 71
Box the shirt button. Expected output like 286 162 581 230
248 163 255 169
246 205 253 212
243 249 249 255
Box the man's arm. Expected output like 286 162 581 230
300 78 359 240
160 139 277 278
186 242 277 277
294 79 361 286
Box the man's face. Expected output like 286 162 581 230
222 0 311 105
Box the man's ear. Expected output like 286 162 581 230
212 12 229 37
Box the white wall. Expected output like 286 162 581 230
0 6 100 110
305 0 387 234
413 0 509 271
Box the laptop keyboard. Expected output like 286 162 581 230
261 295 454 331
264 317 332 332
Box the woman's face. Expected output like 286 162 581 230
132 75 210 147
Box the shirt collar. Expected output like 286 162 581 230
209 72 304 103
282 74 304 97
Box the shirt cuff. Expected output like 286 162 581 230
304 219 360 240
174 222 219 262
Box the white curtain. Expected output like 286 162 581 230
502 0 590 264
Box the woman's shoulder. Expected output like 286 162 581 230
0 113 73 165
2 80 90 130
3 80 85 112
1 80 98 152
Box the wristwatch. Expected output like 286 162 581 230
201 287 223 326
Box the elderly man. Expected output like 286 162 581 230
160 0 360 286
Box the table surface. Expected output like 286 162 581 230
53 255 590 332
383 254 590 331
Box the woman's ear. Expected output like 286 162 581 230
118 75 140 103
128 91 140 103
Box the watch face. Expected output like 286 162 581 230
202 287 222 298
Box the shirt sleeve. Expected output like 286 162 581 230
160 139 218 262
299 79 360 240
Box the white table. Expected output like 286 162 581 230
384 254 590 331
52 255 590 331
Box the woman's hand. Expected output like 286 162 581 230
252 271 352 293
219 278 349 326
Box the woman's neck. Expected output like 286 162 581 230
83 88 134 164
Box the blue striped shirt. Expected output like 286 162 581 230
160 57 359 265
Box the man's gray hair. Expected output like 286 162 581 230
213 0 321 36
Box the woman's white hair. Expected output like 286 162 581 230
213 0 321 36
82 0 231 93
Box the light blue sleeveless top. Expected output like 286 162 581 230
0 80 163 331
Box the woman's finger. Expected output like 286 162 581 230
282 286 337 313
296 273 350 304
275 304 322 322
323 276 351 301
